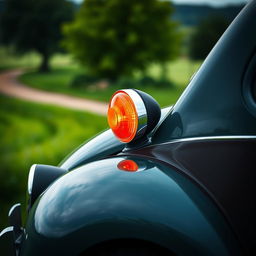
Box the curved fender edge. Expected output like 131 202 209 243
21 157 240 256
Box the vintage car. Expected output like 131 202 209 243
1 0 256 255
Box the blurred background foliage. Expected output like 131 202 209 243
1 0 74 72
189 15 230 60
62 0 181 80
0 0 245 229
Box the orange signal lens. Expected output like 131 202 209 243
108 91 138 143
117 160 139 172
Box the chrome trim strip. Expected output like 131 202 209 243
28 164 37 195
123 89 148 139
159 135 256 146
0 226 14 237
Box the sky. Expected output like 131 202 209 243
72 0 250 7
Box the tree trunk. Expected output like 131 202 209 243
39 52 50 72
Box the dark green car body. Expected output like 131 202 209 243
1 0 256 255
22 157 240 255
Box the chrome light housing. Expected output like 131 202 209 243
28 164 66 209
107 89 161 144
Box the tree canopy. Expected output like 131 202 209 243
1 0 74 72
63 0 181 80
189 15 229 60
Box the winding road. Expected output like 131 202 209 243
0 69 108 115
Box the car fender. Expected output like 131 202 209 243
22 157 240 256
59 107 172 171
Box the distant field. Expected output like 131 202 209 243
0 47 202 106
0 47 40 71
0 47 74 71
0 95 107 229
20 57 202 107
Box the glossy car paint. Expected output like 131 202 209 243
123 137 256 254
60 107 172 171
22 157 239 255
60 129 123 170
153 0 256 144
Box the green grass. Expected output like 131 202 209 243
0 46 76 71
0 47 40 71
20 57 202 107
0 95 107 229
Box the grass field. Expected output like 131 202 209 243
0 47 40 71
0 95 107 229
20 58 202 107
0 47 74 71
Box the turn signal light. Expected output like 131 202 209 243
107 89 161 144
108 90 139 142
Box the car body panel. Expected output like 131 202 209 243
153 0 256 144
60 107 172 171
21 157 239 255
124 137 256 254
60 129 123 170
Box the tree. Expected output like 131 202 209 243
1 0 74 72
0 0 6 43
189 16 229 60
62 0 181 80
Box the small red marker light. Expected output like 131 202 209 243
117 160 139 172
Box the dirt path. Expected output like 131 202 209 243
0 69 108 115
